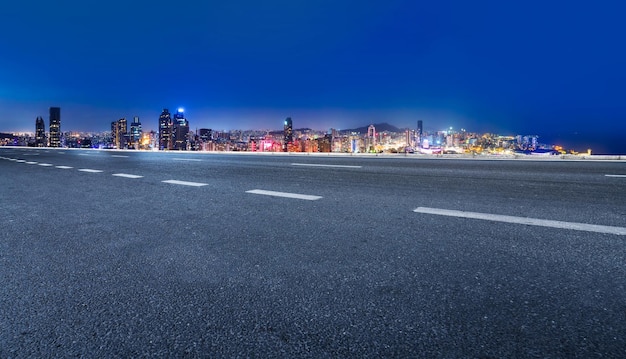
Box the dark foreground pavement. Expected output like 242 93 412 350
1 148 625 357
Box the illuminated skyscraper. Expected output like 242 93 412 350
283 117 293 152
49 107 61 147
417 120 423 147
35 116 46 147
111 118 127 148
158 109 173 150
367 124 376 152
130 116 142 149
172 108 189 150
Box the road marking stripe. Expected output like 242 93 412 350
605 174 626 178
172 158 202 162
26 161 38 164
38 163 53 166
162 179 208 187
413 207 626 236
246 189 323 201
291 163 362 169
16 159 26 162
79 169 103 173
111 155 129 158
78 153 90 156
55 166 73 169
112 173 143 179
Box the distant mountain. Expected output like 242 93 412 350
267 124 405 135
268 128 313 135
339 123 403 134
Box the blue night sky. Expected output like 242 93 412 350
1 0 625 152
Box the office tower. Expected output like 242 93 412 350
158 109 173 150
330 128 339 152
367 124 376 152
35 116 46 147
283 117 293 152
49 107 61 147
199 128 212 142
173 108 189 150
318 134 332 152
417 120 423 147
111 118 127 149
130 116 142 149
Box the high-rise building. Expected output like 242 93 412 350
172 108 189 150
35 116 46 147
367 124 376 152
49 107 61 147
158 109 173 150
417 120 423 147
318 134 332 153
130 116 142 149
283 117 293 152
111 118 127 149
199 128 212 142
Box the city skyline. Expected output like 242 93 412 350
4 104 624 154
1 1 625 153
0 106 614 155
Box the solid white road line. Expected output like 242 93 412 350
605 174 626 178
413 207 626 236
79 169 103 173
112 173 143 179
162 179 208 187
38 163 53 166
111 155 129 158
291 163 362 169
55 166 73 169
246 189 323 201
172 158 202 162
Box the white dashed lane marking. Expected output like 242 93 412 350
246 189 323 201
172 158 202 162
162 180 208 187
291 163 362 169
26 161 38 164
55 166 73 169
413 207 626 236
605 174 626 178
38 163 53 167
111 155 129 158
78 169 103 173
112 173 143 179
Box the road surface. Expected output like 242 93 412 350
1 147 625 357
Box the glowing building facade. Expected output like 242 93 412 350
130 116 142 149
158 109 173 150
49 107 61 147
35 116 46 147
283 117 293 152
172 108 189 150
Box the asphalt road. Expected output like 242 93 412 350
1 147 625 358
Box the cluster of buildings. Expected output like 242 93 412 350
0 107 580 155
